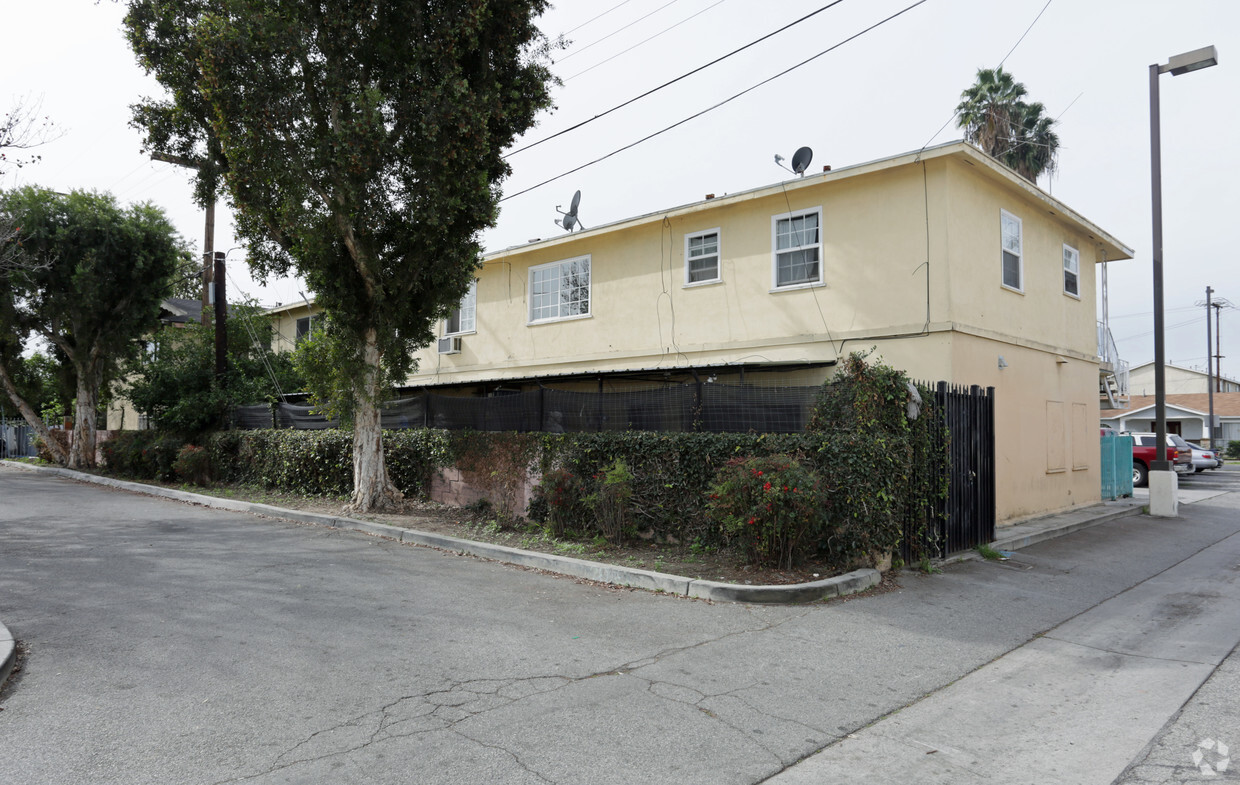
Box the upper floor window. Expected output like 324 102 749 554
772 207 823 289
529 256 590 323
444 281 477 335
684 228 721 286
1062 244 1080 298
295 315 315 344
1000 210 1023 292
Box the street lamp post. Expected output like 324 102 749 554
1149 45 1218 515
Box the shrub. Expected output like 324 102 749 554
538 431 812 547
100 430 184 481
1227 440 1240 461
705 454 826 569
201 428 452 499
172 444 212 486
585 458 634 542
537 467 584 538
806 352 945 564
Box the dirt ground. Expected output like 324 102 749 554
175 482 865 586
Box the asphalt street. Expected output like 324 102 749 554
1 465 1239 784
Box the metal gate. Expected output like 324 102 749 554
904 383 996 560
1 416 41 459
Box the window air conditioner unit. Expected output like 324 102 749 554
437 336 462 355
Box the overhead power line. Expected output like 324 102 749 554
560 0 637 38
557 0 684 64
505 0 848 159
500 0 927 203
564 0 730 82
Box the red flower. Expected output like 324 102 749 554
783 486 789 491
747 517 757 526
763 481 772 491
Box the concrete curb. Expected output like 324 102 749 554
1 460 878 604
0 618 14 690
991 505 1141 552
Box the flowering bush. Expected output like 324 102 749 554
704 454 827 569
172 444 212 486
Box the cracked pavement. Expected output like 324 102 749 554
4 467 1240 784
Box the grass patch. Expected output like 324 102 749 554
975 542 1003 560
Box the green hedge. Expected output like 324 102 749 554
101 431 187 482
534 431 814 546
205 428 451 498
98 354 945 570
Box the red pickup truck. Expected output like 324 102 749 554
1126 432 1192 487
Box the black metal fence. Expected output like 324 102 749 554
902 382 996 560
230 380 996 558
232 383 822 435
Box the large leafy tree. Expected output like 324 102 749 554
122 301 304 437
0 187 183 467
956 67 1059 183
126 0 556 510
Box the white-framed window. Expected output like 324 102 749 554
1062 244 1080 298
295 315 315 344
443 281 477 335
684 228 721 286
772 207 823 289
529 256 590 323
1000 210 1023 292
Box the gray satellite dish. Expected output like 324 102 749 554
791 146 813 176
555 190 585 232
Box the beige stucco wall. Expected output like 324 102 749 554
265 144 1128 524
941 158 1101 358
409 163 941 387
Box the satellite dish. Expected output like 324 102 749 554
555 190 586 232
791 146 813 176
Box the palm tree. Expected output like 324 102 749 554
1004 101 1059 182
956 67 1059 184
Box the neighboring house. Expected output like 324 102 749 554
1102 393 1240 447
1127 361 1240 397
267 301 318 354
271 141 1133 524
105 298 215 430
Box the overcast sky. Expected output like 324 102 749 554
4 0 1237 380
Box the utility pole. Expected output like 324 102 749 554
1213 300 1229 393
150 151 214 326
212 251 227 382
1206 287 1216 447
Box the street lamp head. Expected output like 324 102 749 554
1161 45 1218 76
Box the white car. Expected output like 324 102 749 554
1184 442 1222 472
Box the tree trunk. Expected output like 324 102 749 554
68 365 99 469
348 327 402 512
0 358 69 465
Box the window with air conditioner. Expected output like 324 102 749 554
443 281 477 336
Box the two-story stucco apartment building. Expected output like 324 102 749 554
271 141 1133 524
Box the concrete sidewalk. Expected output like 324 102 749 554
765 520 1240 784
1 459 1147 606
